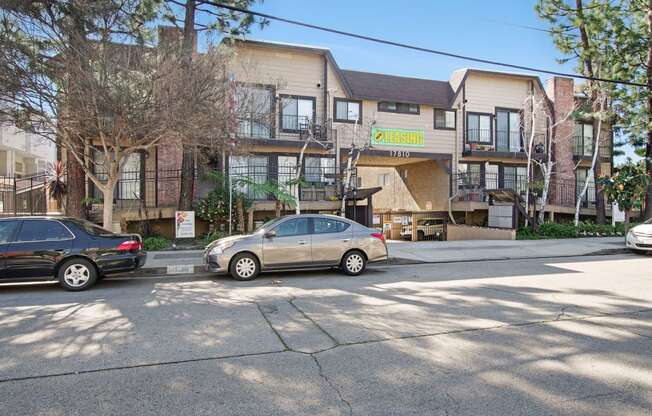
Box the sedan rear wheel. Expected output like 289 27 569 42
341 251 367 276
230 253 260 281
58 258 98 291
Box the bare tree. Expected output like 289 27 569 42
339 118 373 217
533 106 577 224
0 2 240 228
575 89 608 226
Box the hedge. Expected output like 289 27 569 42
517 222 627 240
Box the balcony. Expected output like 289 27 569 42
572 136 612 161
280 115 331 142
452 172 596 208
464 129 547 158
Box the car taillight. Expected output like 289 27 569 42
371 232 385 242
117 240 142 251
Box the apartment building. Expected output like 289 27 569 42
96 30 612 236
0 122 56 216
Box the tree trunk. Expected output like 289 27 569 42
576 0 606 223
178 0 196 211
645 0 652 218
66 154 85 218
624 209 630 241
178 148 195 210
275 200 281 217
102 185 115 231
236 197 244 232
593 128 606 224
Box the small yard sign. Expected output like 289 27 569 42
175 211 195 239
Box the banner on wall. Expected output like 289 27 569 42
371 127 425 147
175 211 195 239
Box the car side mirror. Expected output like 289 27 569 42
264 230 276 239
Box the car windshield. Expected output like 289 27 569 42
645 218 652 225
67 219 115 236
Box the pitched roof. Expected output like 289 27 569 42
341 70 454 107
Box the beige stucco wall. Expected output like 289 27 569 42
447 224 515 240
333 101 457 156
359 160 449 212
455 72 550 171
228 43 347 143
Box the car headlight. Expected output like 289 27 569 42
210 241 235 255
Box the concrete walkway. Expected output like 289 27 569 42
143 237 627 269
387 236 626 263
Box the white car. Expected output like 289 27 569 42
626 219 652 252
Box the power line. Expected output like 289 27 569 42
200 0 647 89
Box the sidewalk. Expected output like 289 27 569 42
386 237 626 264
143 237 627 269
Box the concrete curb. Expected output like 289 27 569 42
134 248 634 278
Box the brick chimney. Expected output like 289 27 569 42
546 76 576 206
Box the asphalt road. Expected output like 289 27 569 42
1 253 651 415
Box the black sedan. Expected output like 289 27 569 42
0 217 146 291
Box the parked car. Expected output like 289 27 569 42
400 218 445 241
626 218 652 252
0 217 146 291
204 214 388 280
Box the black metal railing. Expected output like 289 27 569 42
452 172 597 208
465 128 492 144
228 164 340 201
0 173 49 216
280 115 330 141
495 130 522 152
572 136 612 159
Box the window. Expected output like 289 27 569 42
280 96 315 132
66 219 113 236
457 163 481 186
574 123 594 157
378 101 420 115
434 109 456 130
576 168 596 207
495 109 521 151
377 173 390 187
304 157 335 184
236 85 274 139
0 220 19 243
16 220 73 242
467 113 492 144
334 98 361 123
92 149 142 200
503 166 528 196
229 155 268 199
274 218 309 237
313 218 350 234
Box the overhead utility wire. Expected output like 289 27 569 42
202 0 647 88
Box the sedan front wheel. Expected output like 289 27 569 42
229 253 260 281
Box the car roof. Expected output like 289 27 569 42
0 216 72 221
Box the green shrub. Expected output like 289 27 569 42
517 221 626 240
143 236 169 251
204 231 227 244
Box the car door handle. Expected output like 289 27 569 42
342 239 351 243
297 240 307 245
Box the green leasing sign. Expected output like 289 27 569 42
371 127 424 147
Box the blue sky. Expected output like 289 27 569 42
242 0 575 82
